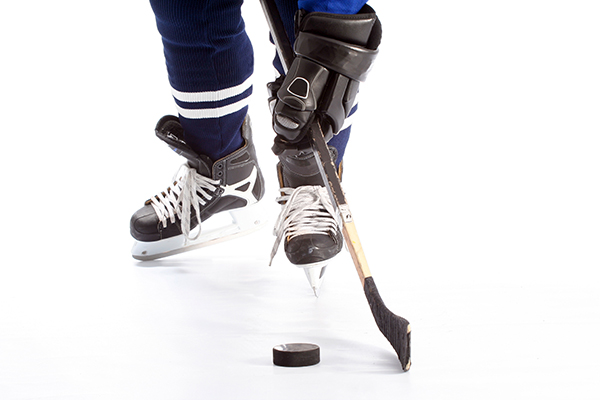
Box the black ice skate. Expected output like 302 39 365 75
269 147 343 295
131 115 266 260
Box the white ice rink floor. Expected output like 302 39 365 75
2 1 599 399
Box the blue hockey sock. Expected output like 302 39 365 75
298 0 367 14
150 0 253 162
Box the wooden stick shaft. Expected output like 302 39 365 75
307 121 373 285
342 220 372 285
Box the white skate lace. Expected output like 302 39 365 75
149 164 221 242
270 185 340 266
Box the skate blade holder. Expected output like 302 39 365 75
132 201 268 261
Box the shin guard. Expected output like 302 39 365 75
270 5 382 146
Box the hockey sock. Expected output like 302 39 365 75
150 0 253 161
328 104 358 163
298 0 367 14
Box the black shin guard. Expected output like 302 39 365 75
270 5 382 146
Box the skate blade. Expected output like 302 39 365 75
298 261 329 297
132 202 267 261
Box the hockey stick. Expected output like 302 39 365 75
259 0 411 371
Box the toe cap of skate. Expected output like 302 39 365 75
284 234 342 265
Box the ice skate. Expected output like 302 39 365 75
269 148 343 295
131 115 266 261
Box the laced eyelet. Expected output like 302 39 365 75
149 164 222 242
269 186 339 266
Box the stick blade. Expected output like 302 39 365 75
363 277 411 371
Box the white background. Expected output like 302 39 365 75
1 1 599 398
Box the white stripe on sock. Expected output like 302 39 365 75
176 96 250 119
171 76 252 103
340 113 354 131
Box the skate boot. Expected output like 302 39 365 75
131 115 266 261
269 147 344 296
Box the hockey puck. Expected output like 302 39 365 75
273 343 320 367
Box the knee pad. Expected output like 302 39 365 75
270 5 382 145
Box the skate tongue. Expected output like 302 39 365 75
192 155 213 177
156 116 199 159
155 115 212 176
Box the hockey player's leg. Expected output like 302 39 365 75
131 0 266 260
268 2 381 294
149 0 253 161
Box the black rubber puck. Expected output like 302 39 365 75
273 343 320 367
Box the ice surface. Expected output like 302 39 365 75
1 1 599 399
